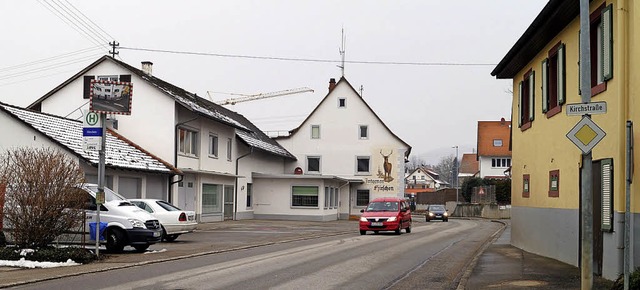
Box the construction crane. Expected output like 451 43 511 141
209 87 314 106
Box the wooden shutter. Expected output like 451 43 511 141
601 158 613 232
119 74 132 83
541 59 548 113
558 44 566 105
518 81 523 127
528 71 535 121
83 75 95 99
602 4 613 81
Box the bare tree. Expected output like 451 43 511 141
406 155 427 172
432 154 458 186
0 148 86 248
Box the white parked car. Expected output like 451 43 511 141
129 199 197 242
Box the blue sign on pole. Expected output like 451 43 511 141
83 127 103 137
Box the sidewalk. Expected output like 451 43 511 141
465 220 614 289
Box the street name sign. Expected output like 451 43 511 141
566 101 607 116
566 116 606 154
82 110 102 151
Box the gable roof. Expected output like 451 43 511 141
276 76 412 157
477 119 512 158
0 102 180 174
28 55 295 160
459 153 479 175
491 0 578 78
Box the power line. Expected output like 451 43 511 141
36 0 107 49
0 46 102 73
0 53 104 81
62 0 115 41
0 68 82 87
120 46 497 66
51 0 110 44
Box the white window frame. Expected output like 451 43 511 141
226 138 232 161
208 133 219 158
97 75 118 81
493 139 503 147
306 156 321 174
359 125 369 139
338 98 346 108
178 127 198 157
311 125 320 139
356 156 370 175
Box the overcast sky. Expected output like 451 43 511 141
0 0 547 164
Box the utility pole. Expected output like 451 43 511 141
579 0 593 288
109 41 119 58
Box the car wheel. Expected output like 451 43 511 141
360 230 366 235
395 224 401 235
405 224 412 233
105 228 126 253
426 217 430 222
164 234 179 242
133 244 149 252
444 219 448 222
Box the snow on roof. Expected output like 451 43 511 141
236 130 295 159
171 94 249 131
1 104 176 174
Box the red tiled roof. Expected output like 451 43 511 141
477 119 511 157
460 153 479 174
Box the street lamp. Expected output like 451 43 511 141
452 146 459 204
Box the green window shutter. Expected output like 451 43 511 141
601 158 613 232
558 44 566 105
541 59 549 113
602 4 613 81
518 81 523 127
529 71 535 121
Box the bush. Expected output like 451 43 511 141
611 267 640 290
0 246 97 264
0 148 86 248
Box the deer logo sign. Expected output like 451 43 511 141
377 150 394 182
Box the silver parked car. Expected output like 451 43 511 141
129 199 197 242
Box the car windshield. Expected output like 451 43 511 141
430 205 445 211
366 201 398 212
85 185 127 203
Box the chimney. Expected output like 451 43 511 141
328 78 336 93
141 61 153 75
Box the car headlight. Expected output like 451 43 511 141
443 212 449 216
360 217 368 222
128 218 145 228
387 217 397 222
429 212 434 216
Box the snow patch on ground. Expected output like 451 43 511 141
0 258 80 268
143 248 167 254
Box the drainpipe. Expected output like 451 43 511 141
234 147 254 220
169 117 199 203
618 0 631 287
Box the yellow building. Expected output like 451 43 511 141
492 0 639 280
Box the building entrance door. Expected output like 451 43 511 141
224 185 234 220
178 175 197 212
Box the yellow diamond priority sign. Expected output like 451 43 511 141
566 116 606 154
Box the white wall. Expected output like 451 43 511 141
235 149 287 219
40 61 177 163
479 156 510 178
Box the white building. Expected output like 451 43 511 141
27 56 296 222
274 77 411 220
0 102 179 195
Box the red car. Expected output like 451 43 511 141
359 197 412 235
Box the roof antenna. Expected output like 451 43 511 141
337 27 346 77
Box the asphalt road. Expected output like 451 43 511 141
7 219 501 290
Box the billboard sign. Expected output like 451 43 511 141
89 80 133 115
